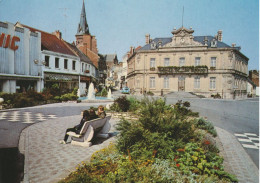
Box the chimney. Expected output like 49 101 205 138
53 30 62 39
145 34 150 44
232 43 236 47
130 46 134 55
217 30 222 42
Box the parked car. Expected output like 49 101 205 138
121 87 130 94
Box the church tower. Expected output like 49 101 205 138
76 0 99 68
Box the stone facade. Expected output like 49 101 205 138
127 27 249 99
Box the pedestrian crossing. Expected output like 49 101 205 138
0 111 57 124
234 133 259 150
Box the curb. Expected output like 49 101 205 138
216 127 259 183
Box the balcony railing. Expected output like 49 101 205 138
157 66 208 74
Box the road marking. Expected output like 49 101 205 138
238 138 252 142
249 137 259 141
0 112 7 120
47 115 57 119
22 112 34 124
235 133 259 150
9 111 20 122
242 144 259 149
244 133 258 136
36 113 46 121
234 133 247 137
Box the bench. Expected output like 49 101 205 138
66 115 112 147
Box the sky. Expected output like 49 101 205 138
0 0 259 70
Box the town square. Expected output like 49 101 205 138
0 0 259 182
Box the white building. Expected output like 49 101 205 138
0 21 42 93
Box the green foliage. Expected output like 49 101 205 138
72 88 78 95
60 93 77 101
110 96 130 112
146 91 154 96
195 118 217 137
59 98 237 183
100 88 108 97
127 96 141 112
173 100 199 119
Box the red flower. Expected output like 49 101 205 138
204 140 211 145
176 164 180 167
177 148 185 152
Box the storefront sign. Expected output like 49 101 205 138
0 33 20 51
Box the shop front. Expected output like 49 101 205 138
44 73 79 93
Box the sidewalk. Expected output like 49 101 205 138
18 116 259 183
19 115 119 183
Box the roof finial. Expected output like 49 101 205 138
182 6 184 28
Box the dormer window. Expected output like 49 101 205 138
211 39 217 47
150 41 156 49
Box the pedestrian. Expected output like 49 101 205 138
60 110 91 144
89 107 98 119
97 105 106 118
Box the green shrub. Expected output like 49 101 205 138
60 98 237 183
110 96 130 112
146 91 154 96
100 88 108 97
173 100 199 118
128 97 141 112
195 118 217 137
26 90 44 101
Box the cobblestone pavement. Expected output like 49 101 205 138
19 115 119 183
18 116 259 183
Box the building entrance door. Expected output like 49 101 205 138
178 76 185 91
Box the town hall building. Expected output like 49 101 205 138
127 27 249 99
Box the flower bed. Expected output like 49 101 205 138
59 97 237 183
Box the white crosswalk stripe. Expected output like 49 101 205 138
9 111 20 122
22 112 34 124
0 111 57 124
0 112 7 120
235 133 259 150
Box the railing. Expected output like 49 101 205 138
157 66 208 74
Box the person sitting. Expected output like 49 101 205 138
97 105 106 118
60 110 91 144
89 107 98 120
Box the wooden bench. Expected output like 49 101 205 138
66 115 112 147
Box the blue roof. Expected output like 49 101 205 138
140 36 233 51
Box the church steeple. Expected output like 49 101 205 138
77 0 89 35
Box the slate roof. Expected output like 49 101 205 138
103 54 117 62
21 24 76 56
140 36 236 51
76 0 90 35
65 42 93 65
